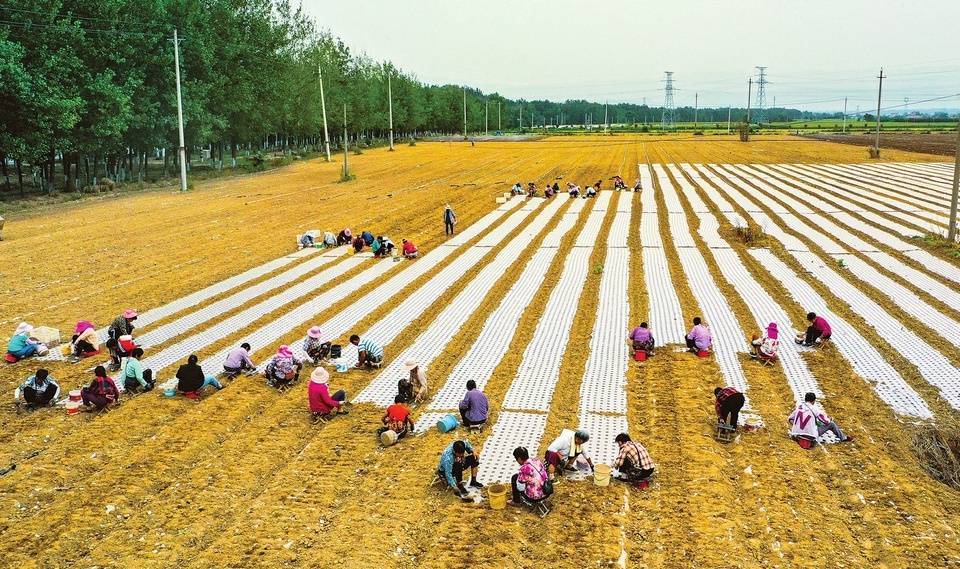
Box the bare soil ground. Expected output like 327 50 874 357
0 135 957 568
805 132 959 157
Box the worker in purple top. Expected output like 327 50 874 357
628 322 655 355
685 316 712 354
458 380 489 427
796 312 832 346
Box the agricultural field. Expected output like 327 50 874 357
806 131 960 157
1 135 959 568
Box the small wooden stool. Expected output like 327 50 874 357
715 422 737 443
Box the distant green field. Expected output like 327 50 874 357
516 119 956 136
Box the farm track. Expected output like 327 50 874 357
1 136 959 568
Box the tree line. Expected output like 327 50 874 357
0 0 832 194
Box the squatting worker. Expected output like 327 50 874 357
437 439 483 502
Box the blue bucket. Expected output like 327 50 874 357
436 414 459 433
335 362 349 373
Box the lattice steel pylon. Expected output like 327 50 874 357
661 71 675 130
754 66 768 124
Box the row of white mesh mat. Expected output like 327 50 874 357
785 163 947 231
342 198 544 388
578 191 634 467
36 247 324 362
720 165 960 348
192 197 527 378
696 163 952 414
353 196 563 405
477 193 614 483
638 168 687 344
750 164 960 286
414 199 589 433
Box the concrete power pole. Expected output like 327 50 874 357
694 93 698 127
387 72 394 151
497 101 501 131
604 102 609 132
462 87 467 138
342 103 349 179
727 107 731 134
485 100 489 135
318 65 331 161
842 97 848 134
873 68 886 156
746 78 753 124
172 28 188 192
948 121 960 241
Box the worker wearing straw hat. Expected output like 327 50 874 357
264 345 303 389
302 326 331 364
308 367 347 421
401 360 428 404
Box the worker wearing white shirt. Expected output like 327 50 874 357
788 392 853 443
544 428 594 479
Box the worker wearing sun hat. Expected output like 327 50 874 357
302 325 331 364
264 344 303 389
750 322 780 362
308 366 347 419
107 309 138 371
71 320 101 358
6 322 42 360
401 360 428 404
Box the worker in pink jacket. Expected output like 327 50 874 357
796 312 832 347
308 367 347 420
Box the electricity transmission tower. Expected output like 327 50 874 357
661 71 676 130
754 66 768 125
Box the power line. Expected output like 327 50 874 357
0 5 146 30
0 18 165 38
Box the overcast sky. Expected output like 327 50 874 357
303 0 960 113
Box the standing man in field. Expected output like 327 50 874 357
444 204 456 236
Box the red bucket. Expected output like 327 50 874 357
634 350 647 362
697 350 710 358
4 353 18 364
796 437 815 449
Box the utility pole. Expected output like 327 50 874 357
387 71 394 151
485 99 489 135
172 28 187 192
727 107 731 134
949 120 960 241
318 65 331 161
842 97 848 134
497 101 501 131
604 101 609 132
694 93 698 127
746 78 753 124
874 68 886 156
342 103 349 179
462 87 467 138
519 105 523 130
